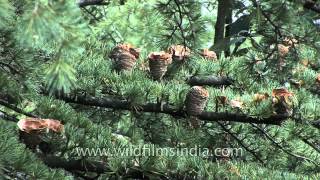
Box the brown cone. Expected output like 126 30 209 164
109 43 140 71
200 48 217 60
167 45 191 61
148 51 172 80
185 86 209 116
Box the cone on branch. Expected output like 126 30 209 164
277 37 297 59
200 48 217 60
253 93 269 103
229 99 244 109
109 43 140 71
278 44 290 58
272 88 294 115
148 51 172 80
185 86 209 116
167 45 191 61
282 37 298 47
17 118 64 151
185 86 209 128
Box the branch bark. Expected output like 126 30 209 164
41 155 172 179
57 94 288 125
0 99 37 118
0 110 19 122
77 0 108 7
187 75 233 86
311 119 320 129
42 155 110 174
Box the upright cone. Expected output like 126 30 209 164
109 43 140 71
167 45 191 61
148 51 172 80
185 86 209 116
272 88 294 115
200 48 217 60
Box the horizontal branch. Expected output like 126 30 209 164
311 119 320 129
187 75 233 86
0 110 18 122
77 0 108 7
58 94 288 125
251 123 319 167
0 99 37 118
200 112 288 125
299 136 320 153
42 155 110 174
0 61 21 75
42 155 172 179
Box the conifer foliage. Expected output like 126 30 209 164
1 0 320 179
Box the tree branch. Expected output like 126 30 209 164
41 155 174 179
42 155 110 174
217 121 265 164
77 0 108 7
200 112 288 125
311 119 320 129
0 99 37 118
56 94 288 125
299 136 320 154
0 110 19 122
187 75 233 86
250 123 319 167
0 61 21 75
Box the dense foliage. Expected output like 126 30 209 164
1 0 320 179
